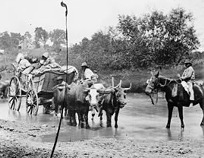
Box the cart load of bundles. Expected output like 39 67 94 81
14 52 79 83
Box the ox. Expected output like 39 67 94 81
85 83 106 121
64 80 94 128
100 80 131 128
53 82 70 117
53 80 105 128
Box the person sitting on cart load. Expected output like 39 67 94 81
15 53 32 74
40 52 61 68
32 52 61 74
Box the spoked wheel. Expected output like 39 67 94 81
8 76 22 111
26 79 39 116
26 89 39 116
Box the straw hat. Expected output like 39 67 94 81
81 62 88 67
184 59 192 65
42 52 49 58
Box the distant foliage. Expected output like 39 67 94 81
70 7 200 70
34 27 49 48
0 7 201 72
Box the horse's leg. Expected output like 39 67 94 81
178 105 185 128
114 108 120 128
199 100 204 126
166 103 174 128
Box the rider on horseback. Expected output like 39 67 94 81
178 59 195 107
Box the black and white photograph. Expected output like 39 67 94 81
0 0 204 157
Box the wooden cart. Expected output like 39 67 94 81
8 70 76 115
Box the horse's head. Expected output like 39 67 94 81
145 71 160 95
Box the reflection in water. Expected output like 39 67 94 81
201 126 204 139
8 110 21 120
178 128 184 141
41 125 120 142
167 128 184 141
1 94 204 142
167 129 172 140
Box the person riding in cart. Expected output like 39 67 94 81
40 52 60 68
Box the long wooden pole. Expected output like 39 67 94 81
50 2 68 158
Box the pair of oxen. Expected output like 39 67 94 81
53 79 131 128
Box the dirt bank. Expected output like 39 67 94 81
0 118 204 158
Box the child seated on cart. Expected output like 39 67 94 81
15 53 34 75
31 52 61 75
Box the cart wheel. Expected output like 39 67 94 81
26 89 39 116
8 76 22 111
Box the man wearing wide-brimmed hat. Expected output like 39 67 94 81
81 62 95 80
180 59 195 107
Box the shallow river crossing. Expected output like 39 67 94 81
0 93 204 142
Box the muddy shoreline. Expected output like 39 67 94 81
0 118 204 158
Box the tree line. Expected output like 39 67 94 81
0 7 202 71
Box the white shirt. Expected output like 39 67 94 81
84 68 94 80
181 66 195 81
19 59 31 70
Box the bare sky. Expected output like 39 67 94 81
0 0 204 49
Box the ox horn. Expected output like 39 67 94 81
111 76 114 87
114 80 122 88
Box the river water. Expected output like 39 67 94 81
0 93 204 142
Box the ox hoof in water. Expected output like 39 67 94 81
166 124 170 129
107 124 112 128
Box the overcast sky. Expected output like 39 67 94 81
0 0 204 49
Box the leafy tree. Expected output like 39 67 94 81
10 32 22 48
0 32 23 49
34 27 48 48
49 29 66 48
0 32 12 49
117 8 200 68
22 31 33 48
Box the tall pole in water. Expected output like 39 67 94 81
50 2 68 158
61 1 68 82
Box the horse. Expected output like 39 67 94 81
145 71 204 129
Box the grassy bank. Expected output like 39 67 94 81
1 52 204 94
100 63 204 93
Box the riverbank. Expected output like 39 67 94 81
0 118 204 158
